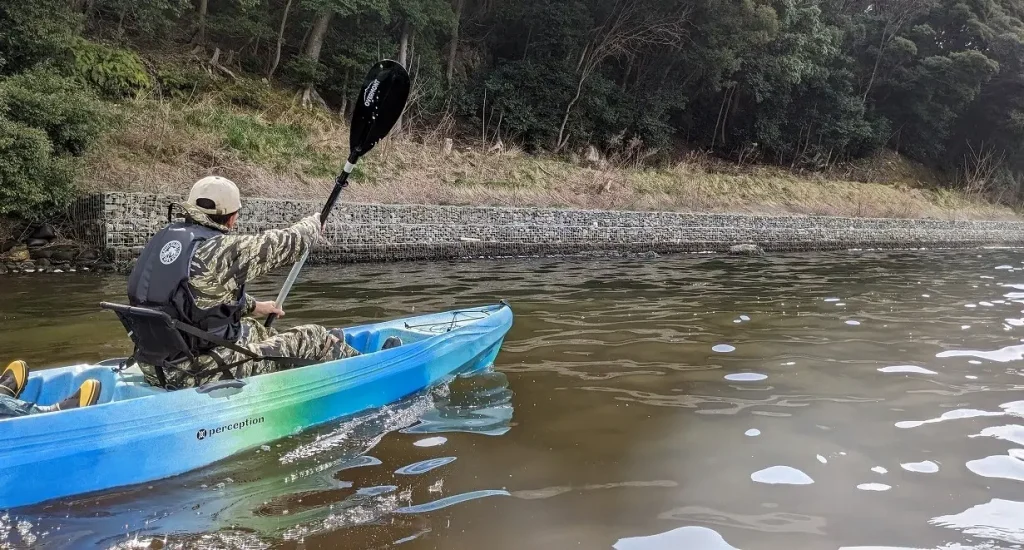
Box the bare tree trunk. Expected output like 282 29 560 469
194 0 209 44
621 55 634 91
397 19 411 131
446 0 465 84
340 68 350 119
301 10 334 108
862 27 889 105
557 76 586 151
399 20 411 65
268 0 294 78
304 11 333 62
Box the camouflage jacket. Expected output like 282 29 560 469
178 202 321 313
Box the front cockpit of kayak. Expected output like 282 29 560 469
12 362 164 412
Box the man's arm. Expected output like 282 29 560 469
226 213 321 282
190 214 321 308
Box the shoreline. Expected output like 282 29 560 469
17 191 1016 274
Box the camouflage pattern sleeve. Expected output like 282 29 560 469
188 214 321 308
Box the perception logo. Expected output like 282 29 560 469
196 417 264 441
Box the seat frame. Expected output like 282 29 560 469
100 302 314 389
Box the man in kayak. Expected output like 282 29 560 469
0 176 400 417
124 176 400 389
0 360 102 417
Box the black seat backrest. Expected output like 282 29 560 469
100 302 195 369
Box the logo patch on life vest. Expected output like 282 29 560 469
159 240 183 265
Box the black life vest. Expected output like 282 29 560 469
127 222 247 362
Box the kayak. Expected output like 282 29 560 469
0 302 513 510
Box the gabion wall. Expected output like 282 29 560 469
71 192 1024 266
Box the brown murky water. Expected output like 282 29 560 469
3 249 1024 549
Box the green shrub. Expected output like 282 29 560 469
0 69 108 155
71 39 152 99
0 0 79 76
0 116 76 219
0 69 106 220
219 80 273 111
155 63 213 100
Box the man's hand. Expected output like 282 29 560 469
253 300 285 318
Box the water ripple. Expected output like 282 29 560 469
393 490 510 514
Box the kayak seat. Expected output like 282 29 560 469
99 301 317 389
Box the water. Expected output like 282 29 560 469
3 249 1024 548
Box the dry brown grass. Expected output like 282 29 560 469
80 94 1023 221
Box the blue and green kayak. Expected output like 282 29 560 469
0 302 513 510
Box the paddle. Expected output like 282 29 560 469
265 59 410 328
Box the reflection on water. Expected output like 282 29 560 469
6 249 1024 548
0 371 514 549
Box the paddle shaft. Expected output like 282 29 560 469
265 154 357 328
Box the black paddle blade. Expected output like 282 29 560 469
349 59 410 159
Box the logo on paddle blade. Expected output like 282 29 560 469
364 79 380 107
160 240 183 265
196 428 207 440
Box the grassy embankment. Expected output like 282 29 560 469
80 70 1021 222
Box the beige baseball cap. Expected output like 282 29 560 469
187 176 241 215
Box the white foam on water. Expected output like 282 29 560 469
745 429 761 437
878 365 937 375
817 454 828 464
901 460 939 473
750 465 814 485
824 298 841 302
1008 318 1024 327
969 360 982 364
966 450 1024 482
725 373 768 382
413 437 447 447
613 526 740 550
922 294 931 297
981 302 995 307
971 425 1024 446
996 300 1007 304
937 344 1024 363
839 540 991 544
836 302 847 306
966 304 978 308
962 325 972 330
931 498 1024 545
966 375 979 379
713 344 736 353
846 320 861 326
896 408 1005 429
996 265 1014 270
872 466 888 474
857 483 891 491
1001 400 1024 416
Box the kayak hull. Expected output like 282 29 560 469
0 303 513 510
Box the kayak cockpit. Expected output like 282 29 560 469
18 362 163 407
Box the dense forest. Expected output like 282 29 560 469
1 0 1023 219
